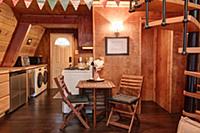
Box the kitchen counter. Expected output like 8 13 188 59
0 69 9 74
0 64 47 73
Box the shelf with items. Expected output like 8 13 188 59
135 0 200 13
178 47 200 54
147 15 200 32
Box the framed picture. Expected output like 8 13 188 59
105 37 129 55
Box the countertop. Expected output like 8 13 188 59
0 64 47 74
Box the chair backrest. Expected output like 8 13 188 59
119 74 143 98
54 75 72 100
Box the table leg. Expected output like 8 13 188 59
93 88 96 128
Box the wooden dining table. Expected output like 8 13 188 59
76 79 115 128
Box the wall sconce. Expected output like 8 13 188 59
26 38 32 45
112 21 123 37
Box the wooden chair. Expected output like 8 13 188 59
54 75 90 130
106 74 143 133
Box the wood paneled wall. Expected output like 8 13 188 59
93 6 185 113
155 29 185 113
0 3 17 64
93 7 144 94
141 28 157 101
19 25 45 56
171 31 185 112
93 6 162 98
156 29 173 112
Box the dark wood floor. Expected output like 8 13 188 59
0 90 180 133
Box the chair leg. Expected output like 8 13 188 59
106 107 114 126
135 114 140 124
80 109 89 125
73 104 90 129
76 112 90 129
60 111 75 130
128 114 135 133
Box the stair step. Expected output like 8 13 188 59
183 90 200 99
183 110 200 121
135 0 200 12
184 71 200 78
147 15 200 32
178 47 200 54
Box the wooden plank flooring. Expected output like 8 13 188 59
0 90 180 133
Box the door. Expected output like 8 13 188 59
50 33 74 88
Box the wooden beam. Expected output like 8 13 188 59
1 23 31 67
20 15 78 24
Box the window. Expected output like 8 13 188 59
55 37 70 46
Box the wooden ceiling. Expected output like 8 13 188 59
4 0 91 15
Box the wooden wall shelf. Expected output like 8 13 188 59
148 15 200 32
178 47 200 54
184 71 200 78
136 0 200 12
184 90 200 99
183 110 200 121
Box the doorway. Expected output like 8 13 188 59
50 33 74 88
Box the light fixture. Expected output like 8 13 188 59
55 37 70 46
112 21 123 37
26 38 32 45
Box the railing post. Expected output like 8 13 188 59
161 0 167 26
182 0 189 55
145 0 150 29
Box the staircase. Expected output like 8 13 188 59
130 0 200 121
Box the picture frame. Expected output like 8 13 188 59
105 37 129 55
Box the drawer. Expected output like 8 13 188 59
0 74 9 83
0 96 10 115
0 82 9 98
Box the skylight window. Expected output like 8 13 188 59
55 37 70 46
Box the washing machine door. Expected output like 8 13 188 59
37 72 43 88
43 71 48 85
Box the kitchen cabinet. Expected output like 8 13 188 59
78 15 93 52
0 73 10 116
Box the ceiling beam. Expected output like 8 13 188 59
1 22 31 67
20 15 78 24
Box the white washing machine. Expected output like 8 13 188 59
31 67 45 97
42 66 48 91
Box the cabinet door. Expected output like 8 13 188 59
0 82 9 98
0 96 10 114
78 15 93 49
